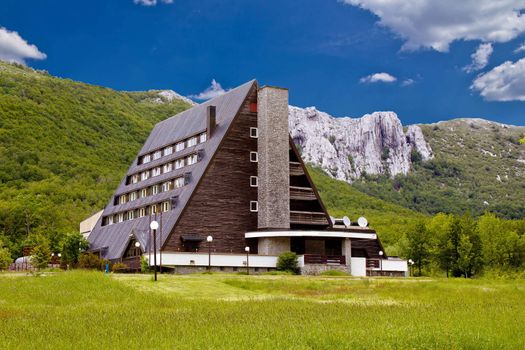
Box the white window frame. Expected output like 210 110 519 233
119 195 126 205
164 146 173 156
152 185 159 195
187 136 198 147
250 152 258 163
161 201 170 212
152 167 161 177
250 127 258 138
175 142 185 152
199 132 207 143
142 154 151 164
129 192 137 201
141 171 149 181
138 208 146 218
153 150 162 160
150 205 157 214
174 177 184 188
127 211 135 220
117 213 124 223
250 201 258 212
162 181 171 192
186 154 197 166
132 175 139 184
140 188 148 198
163 163 172 173
175 159 184 169
250 176 258 187
108 216 114 225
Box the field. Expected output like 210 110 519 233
1 271 524 349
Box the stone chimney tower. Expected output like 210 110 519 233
257 86 290 229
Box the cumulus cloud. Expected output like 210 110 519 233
471 57 525 101
464 43 493 73
359 72 397 84
133 0 173 6
342 0 525 52
189 79 230 100
515 42 525 53
0 27 46 64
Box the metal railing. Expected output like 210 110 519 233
304 254 346 265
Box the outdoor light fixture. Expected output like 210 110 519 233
57 253 61 258
245 246 250 275
378 250 383 275
207 235 213 270
134 241 140 248
150 220 159 281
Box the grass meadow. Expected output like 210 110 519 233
1 271 524 349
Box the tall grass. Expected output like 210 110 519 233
0 271 524 349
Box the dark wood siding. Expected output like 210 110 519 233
163 88 258 254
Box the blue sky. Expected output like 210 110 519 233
1 0 525 125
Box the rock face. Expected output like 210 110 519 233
288 106 433 182
153 90 197 106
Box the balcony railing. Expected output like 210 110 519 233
304 254 346 265
290 211 328 225
289 162 304 176
289 186 316 200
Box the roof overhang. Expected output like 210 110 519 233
245 230 377 240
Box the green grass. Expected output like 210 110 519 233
1 271 524 349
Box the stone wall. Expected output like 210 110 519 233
301 264 350 276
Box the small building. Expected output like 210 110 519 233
86 80 407 276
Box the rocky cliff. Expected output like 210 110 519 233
288 106 433 182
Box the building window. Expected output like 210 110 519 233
140 188 148 198
175 142 185 152
250 201 258 212
142 154 151 164
132 174 139 184
117 213 124 223
150 205 158 214
186 154 198 166
127 211 135 220
153 150 162 160
141 171 150 181
138 208 146 218
118 195 126 205
108 216 114 225
174 177 185 188
199 132 207 143
152 185 160 195
129 191 138 201
175 159 184 169
161 201 171 212
250 127 258 138
164 146 173 156
152 167 161 177
250 152 258 162
187 136 198 147
163 163 172 173
250 176 258 187
162 181 172 192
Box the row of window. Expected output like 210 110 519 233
140 132 207 165
116 176 187 205
127 153 198 185
103 201 172 226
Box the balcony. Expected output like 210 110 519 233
304 254 346 265
290 210 328 226
289 162 304 176
290 186 316 200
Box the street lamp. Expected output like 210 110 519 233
408 259 414 277
150 220 159 281
245 246 250 275
135 241 141 248
378 250 383 276
206 236 213 270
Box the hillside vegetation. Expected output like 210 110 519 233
352 119 525 219
0 62 190 255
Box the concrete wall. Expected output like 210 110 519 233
154 252 279 268
350 257 367 277
257 237 290 255
257 86 290 229
80 210 103 239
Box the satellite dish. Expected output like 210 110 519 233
342 216 351 228
357 217 368 228
330 216 336 225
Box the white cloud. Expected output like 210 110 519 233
471 57 525 101
0 27 46 65
189 79 230 100
360 72 397 83
464 43 493 73
401 78 415 87
342 0 525 52
515 42 525 53
133 0 173 6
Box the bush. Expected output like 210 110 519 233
0 247 12 270
60 232 89 267
276 252 300 274
78 253 106 270
31 236 51 270
320 270 349 276
140 256 150 273
111 262 128 273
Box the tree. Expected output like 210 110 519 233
31 235 51 270
405 221 431 276
60 232 89 267
0 246 11 270
457 233 475 278
276 252 300 274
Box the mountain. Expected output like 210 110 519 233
290 106 525 219
0 61 191 253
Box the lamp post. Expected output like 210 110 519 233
378 250 383 276
245 246 250 275
206 236 213 270
408 259 414 277
150 220 159 281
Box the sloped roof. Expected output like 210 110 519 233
88 80 257 260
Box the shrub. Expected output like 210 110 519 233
320 270 349 276
0 247 12 270
60 232 89 267
140 256 150 273
79 253 105 270
276 252 300 274
111 262 128 273
31 236 51 270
